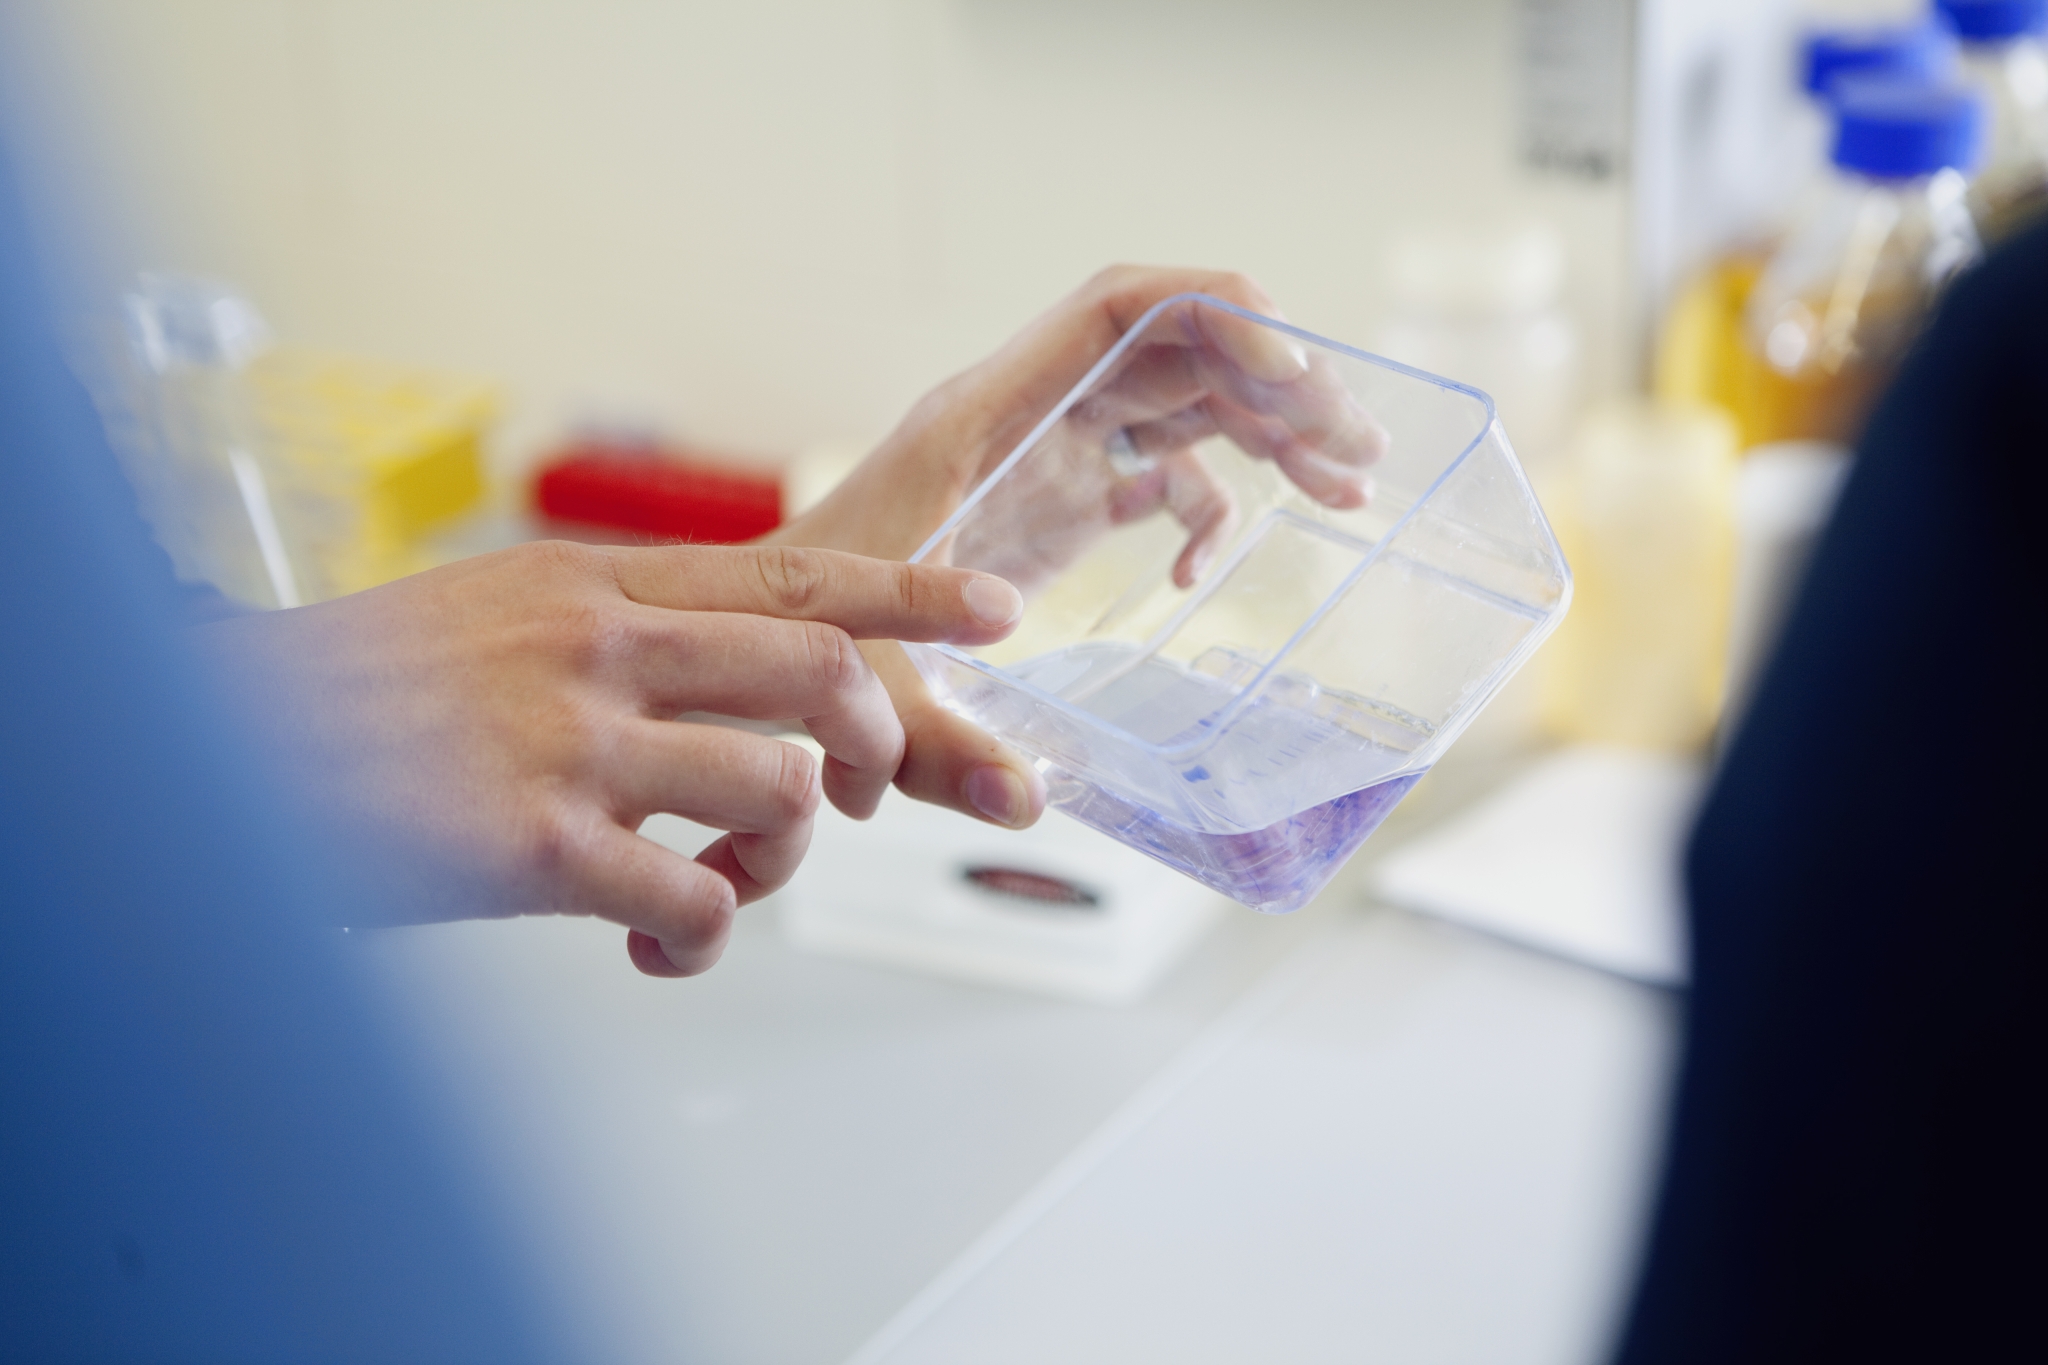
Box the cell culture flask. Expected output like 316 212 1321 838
904 293 1570 913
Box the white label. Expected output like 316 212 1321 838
1519 0 1635 181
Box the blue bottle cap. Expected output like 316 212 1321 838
1803 22 1958 98
1830 77 1987 178
1935 0 2048 41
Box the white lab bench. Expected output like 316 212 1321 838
359 763 1680 1365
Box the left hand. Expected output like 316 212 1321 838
764 263 1386 832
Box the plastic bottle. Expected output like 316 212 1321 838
1371 224 1578 477
109 275 302 610
1656 21 1958 421
92 275 497 608
1937 0 2048 239
1539 400 1739 754
1732 76 1984 447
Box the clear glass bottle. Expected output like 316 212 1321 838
1792 20 1963 209
1735 77 1985 447
1656 20 1956 423
1937 0 2048 240
109 275 304 610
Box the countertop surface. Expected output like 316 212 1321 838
359 755 1682 1365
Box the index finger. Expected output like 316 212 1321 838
605 545 1023 643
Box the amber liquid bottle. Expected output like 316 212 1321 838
1735 77 1986 449
1657 18 1960 433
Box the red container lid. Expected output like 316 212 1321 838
534 442 782 544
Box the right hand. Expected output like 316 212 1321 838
197 540 1024 977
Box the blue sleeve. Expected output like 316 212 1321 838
0 156 573 1360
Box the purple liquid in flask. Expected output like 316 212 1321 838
1021 644 1428 913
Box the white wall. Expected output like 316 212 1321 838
4 0 1629 472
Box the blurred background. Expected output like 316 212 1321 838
3 0 2039 1361
5 0 1627 461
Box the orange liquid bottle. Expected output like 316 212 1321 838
1735 77 1987 449
1658 20 1960 435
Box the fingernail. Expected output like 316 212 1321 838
963 576 1023 628
966 764 1027 826
1245 333 1309 384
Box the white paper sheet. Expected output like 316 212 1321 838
1371 746 1702 986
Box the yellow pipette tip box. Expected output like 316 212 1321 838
246 350 498 595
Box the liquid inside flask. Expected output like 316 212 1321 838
903 295 1570 913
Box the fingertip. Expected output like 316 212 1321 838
821 752 889 820
626 928 690 978
962 575 1023 631
1320 478 1371 510
965 762 1044 829
1349 411 1394 465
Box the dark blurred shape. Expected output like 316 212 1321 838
960 865 1103 910
534 438 782 543
0 160 565 1360
1614 221 2047 1360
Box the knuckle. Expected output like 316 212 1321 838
518 799 598 887
549 597 637 677
1093 262 1141 290
769 743 823 824
1219 270 1259 297
755 545 830 615
550 693 617 763
891 560 922 619
507 541 640 678
1069 392 1112 430
801 621 865 697
517 537 611 584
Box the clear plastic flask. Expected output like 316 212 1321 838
1736 76 1985 447
904 294 1570 913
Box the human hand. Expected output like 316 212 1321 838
198 540 1023 976
948 292 1386 595
766 265 1386 831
